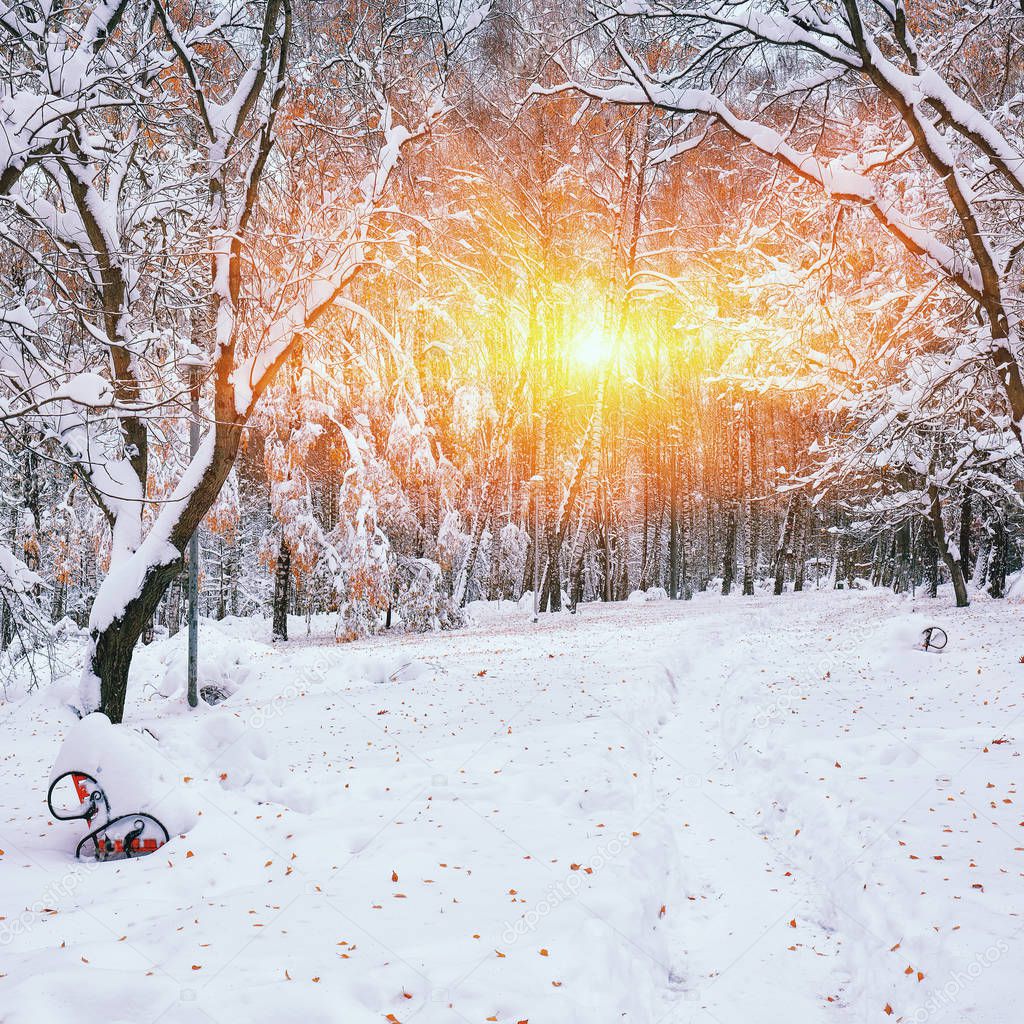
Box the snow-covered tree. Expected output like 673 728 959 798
0 0 491 720
331 471 391 642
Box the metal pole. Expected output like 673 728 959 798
187 365 200 709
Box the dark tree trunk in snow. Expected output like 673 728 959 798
793 544 805 591
721 505 737 595
217 538 228 620
92 418 248 722
741 400 756 597
273 539 291 642
90 559 184 724
922 521 939 598
959 488 971 588
774 497 797 596
742 502 758 597
679 498 693 600
0 598 13 652
988 520 1007 598
544 536 562 612
972 527 991 590
668 468 678 599
793 505 807 592
51 580 66 623
892 522 911 594
927 485 969 607
602 490 613 602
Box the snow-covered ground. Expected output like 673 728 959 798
1 590 1021 1023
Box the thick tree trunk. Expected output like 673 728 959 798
90 558 183 723
921 521 939 598
988 520 1007 598
927 486 969 607
891 522 911 594
87 404 247 720
51 580 66 623
544 537 562 611
972 528 991 589
959 488 972 587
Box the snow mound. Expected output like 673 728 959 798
627 587 669 603
465 598 522 622
879 611 942 653
1005 570 1024 604
50 713 195 839
131 618 265 704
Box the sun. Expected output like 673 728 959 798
569 325 615 369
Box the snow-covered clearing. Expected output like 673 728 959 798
1 591 1022 1023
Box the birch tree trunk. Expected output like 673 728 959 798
273 539 291 642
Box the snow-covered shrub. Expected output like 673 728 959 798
436 508 469 593
331 476 392 642
494 522 529 600
399 558 465 633
0 544 61 695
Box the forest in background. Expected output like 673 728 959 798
1 0 1022 715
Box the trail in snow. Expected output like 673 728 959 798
0 591 1021 1024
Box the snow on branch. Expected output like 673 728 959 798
543 57 985 299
